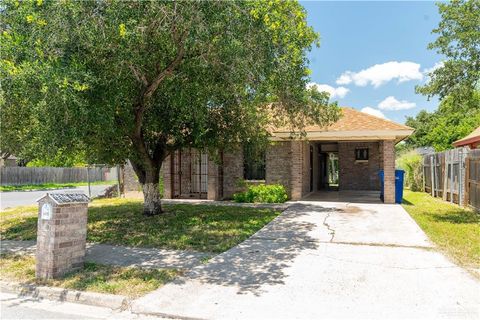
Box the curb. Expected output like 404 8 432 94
0 280 129 310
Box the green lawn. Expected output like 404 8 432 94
0 198 280 253
0 253 179 298
402 190 480 271
0 181 116 192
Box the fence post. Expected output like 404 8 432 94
430 155 435 197
459 149 465 207
86 166 92 198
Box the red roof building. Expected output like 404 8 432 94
452 126 480 149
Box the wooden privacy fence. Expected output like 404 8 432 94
0 166 117 186
423 147 480 211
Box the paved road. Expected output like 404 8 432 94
0 292 162 320
133 201 480 319
0 185 112 210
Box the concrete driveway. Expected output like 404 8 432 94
133 201 480 319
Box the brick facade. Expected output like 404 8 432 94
36 196 88 279
222 148 244 199
161 139 396 203
266 141 293 195
338 141 381 190
382 140 396 204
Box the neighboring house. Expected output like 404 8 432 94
0 154 19 167
452 126 480 149
415 146 435 156
162 107 414 204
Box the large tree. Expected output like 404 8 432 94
404 92 480 151
416 0 480 102
1 1 339 215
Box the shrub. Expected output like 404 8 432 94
397 150 423 191
233 184 288 203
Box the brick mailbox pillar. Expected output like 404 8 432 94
35 193 90 279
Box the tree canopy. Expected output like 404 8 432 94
407 0 480 152
0 0 339 214
404 92 480 151
416 0 480 102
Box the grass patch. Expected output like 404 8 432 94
402 190 480 270
0 198 280 253
0 181 116 192
0 253 178 298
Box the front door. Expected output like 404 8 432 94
171 149 208 199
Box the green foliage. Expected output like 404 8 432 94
416 0 480 103
396 151 423 192
233 184 288 203
0 0 340 190
405 93 480 151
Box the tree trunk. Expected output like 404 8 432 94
130 160 164 216
142 181 163 216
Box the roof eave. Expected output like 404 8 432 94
270 129 414 143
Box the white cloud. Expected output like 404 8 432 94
378 96 416 110
361 107 388 119
336 61 423 88
307 82 349 98
423 61 444 75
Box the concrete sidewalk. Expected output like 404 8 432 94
1 240 210 270
132 202 479 320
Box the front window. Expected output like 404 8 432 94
355 148 369 161
243 145 266 180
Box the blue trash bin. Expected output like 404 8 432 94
378 169 405 204
395 170 405 204
378 170 384 201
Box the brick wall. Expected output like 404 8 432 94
163 155 172 198
382 140 396 203
208 154 221 200
266 141 292 196
338 141 381 190
36 199 88 279
222 148 244 199
302 142 311 196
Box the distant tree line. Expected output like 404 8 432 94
405 0 479 152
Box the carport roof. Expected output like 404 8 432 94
271 107 414 142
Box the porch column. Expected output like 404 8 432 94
290 141 304 200
162 155 173 199
382 139 396 204
207 154 221 200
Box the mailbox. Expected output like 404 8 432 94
35 193 90 279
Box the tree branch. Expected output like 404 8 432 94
128 64 148 86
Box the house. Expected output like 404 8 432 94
452 126 480 149
0 154 19 167
162 107 414 204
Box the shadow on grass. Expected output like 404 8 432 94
1 216 37 240
169 203 321 296
2 201 281 253
430 210 480 225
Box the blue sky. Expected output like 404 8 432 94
302 1 443 124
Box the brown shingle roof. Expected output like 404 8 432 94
274 107 412 133
270 107 414 142
453 126 480 147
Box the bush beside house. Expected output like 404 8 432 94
397 150 423 191
233 184 288 203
